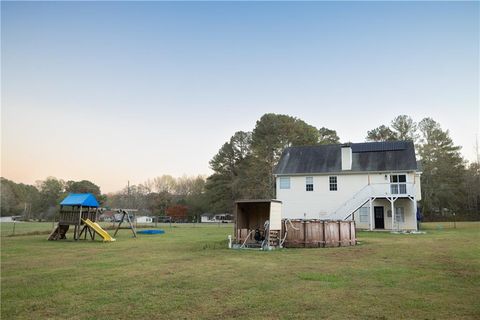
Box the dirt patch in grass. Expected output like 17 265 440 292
298 272 348 288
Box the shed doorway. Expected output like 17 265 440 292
234 200 282 249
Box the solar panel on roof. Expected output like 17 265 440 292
351 141 407 153
274 141 417 174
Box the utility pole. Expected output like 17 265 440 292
127 180 131 225
475 134 479 165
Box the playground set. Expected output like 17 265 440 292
48 193 137 242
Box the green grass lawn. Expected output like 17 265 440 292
0 221 217 237
1 222 479 319
1 221 55 236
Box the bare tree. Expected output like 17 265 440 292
153 175 176 193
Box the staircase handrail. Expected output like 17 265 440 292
331 184 373 217
329 182 416 220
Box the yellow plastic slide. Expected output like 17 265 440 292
82 219 116 242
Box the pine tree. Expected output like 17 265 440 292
417 118 466 216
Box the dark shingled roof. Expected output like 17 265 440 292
275 141 418 175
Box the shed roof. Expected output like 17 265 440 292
275 141 417 175
235 199 282 204
60 193 99 207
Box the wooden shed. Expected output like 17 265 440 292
234 200 282 249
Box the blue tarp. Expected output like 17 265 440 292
60 193 99 207
137 230 165 235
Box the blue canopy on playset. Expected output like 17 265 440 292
60 193 99 207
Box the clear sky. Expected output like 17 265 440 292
2 1 479 193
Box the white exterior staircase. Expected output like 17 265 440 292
326 183 415 221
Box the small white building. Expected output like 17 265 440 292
201 213 233 223
275 141 421 231
136 216 153 224
0 216 22 223
201 213 214 223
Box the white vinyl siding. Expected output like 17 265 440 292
276 173 419 229
279 177 291 189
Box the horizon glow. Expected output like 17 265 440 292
2 1 479 193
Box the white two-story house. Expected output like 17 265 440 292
274 141 421 231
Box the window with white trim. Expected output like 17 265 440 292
329 176 337 191
305 177 314 191
390 174 407 194
359 207 369 223
279 177 290 189
395 207 405 222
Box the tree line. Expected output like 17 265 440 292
205 113 479 220
1 113 479 221
366 115 479 219
105 175 207 222
204 114 340 213
0 175 208 222
1 177 103 220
